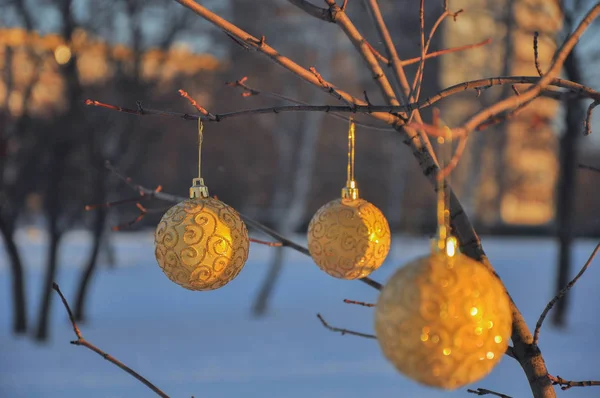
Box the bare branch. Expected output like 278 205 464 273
579 163 600 173
367 38 493 67
249 238 283 247
458 3 600 135
172 0 398 125
548 374 600 390
324 0 400 109
52 283 170 398
343 299 375 307
85 76 600 123
533 31 544 76
225 77 394 132
584 100 599 136
286 0 331 22
316 313 376 339
179 89 217 121
533 242 600 345
467 388 513 398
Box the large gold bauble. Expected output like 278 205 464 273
374 252 512 390
307 198 391 280
154 197 249 291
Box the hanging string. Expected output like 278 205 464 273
347 117 356 188
436 117 454 254
198 118 204 180
190 118 209 199
342 117 359 200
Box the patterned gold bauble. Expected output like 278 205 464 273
154 197 250 291
374 252 512 390
307 197 391 280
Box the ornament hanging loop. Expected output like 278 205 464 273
190 118 209 199
342 117 359 200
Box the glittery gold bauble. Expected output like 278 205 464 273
374 252 512 389
154 197 249 291
307 198 391 280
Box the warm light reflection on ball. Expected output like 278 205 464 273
307 198 391 279
154 197 249 291
374 252 512 389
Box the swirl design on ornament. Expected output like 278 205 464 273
154 198 249 291
307 198 391 280
374 253 512 390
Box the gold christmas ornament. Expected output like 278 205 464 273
374 247 512 389
307 119 391 280
374 126 512 389
154 120 249 291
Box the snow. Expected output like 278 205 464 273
1 231 599 398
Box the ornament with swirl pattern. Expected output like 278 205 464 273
307 119 391 280
154 121 249 291
374 127 512 389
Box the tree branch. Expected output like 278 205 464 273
85 76 600 123
548 374 600 390
456 3 600 135
225 76 395 131
316 313 376 339
467 388 513 398
286 0 331 22
533 242 600 345
172 0 399 125
52 283 170 398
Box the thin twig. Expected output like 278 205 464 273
584 100 599 136
579 163 600 173
85 76 600 124
179 89 217 120
309 66 356 109
458 3 600 135
174 0 398 125
249 238 283 247
533 242 600 345
343 299 375 307
401 38 491 66
52 283 170 398
548 374 600 390
225 77 394 132
467 388 513 397
316 314 376 339
533 31 543 76
368 38 493 67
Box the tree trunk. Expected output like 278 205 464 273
252 247 285 316
73 207 106 322
0 217 27 334
552 49 582 326
34 222 62 341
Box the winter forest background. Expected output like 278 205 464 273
1 0 600 397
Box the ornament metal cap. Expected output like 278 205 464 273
190 178 209 199
341 181 359 200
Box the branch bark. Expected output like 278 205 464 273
53 283 170 398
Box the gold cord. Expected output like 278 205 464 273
190 118 209 199
342 117 359 200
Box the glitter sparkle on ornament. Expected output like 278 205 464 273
374 251 512 390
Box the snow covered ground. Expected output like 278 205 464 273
1 230 599 398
